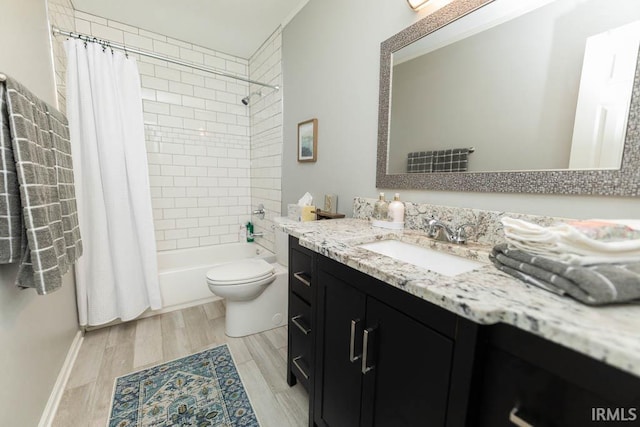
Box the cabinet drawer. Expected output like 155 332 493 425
476 325 640 426
289 237 314 303
289 292 313 390
478 346 636 427
290 291 312 338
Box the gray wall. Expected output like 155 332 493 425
389 0 637 173
282 0 640 219
0 1 79 425
389 0 575 173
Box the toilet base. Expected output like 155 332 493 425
223 263 288 337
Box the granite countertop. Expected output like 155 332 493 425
281 218 640 378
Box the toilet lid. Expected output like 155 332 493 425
206 258 275 285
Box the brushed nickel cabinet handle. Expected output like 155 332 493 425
292 356 309 379
349 319 362 362
293 271 311 287
361 327 376 374
291 315 311 335
509 407 533 427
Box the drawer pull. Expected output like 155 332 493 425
509 407 533 427
293 271 311 287
349 319 362 362
291 315 311 335
292 356 309 379
361 326 377 374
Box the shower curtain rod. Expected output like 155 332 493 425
51 27 280 91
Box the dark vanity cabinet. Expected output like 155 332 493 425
286 237 640 427
472 325 640 427
313 255 480 427
287 236 318 426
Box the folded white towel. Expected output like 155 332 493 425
501 217 640 265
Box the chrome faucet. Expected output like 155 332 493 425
425 217 471 244
252 203 265 220
249 230 264 239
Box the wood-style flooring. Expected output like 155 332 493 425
52 301 309 427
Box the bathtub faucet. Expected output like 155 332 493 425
249 230 264 239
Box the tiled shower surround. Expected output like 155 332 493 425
47 0 75 113
48 6 283 252
248 29 283 254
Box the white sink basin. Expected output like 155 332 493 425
358 240 483 277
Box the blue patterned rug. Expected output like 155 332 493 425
108 344 259 426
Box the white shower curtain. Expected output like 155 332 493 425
65 39 162 326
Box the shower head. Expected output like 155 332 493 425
241 91 262 106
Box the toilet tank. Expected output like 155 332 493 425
273 216 294 266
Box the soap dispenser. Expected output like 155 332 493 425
246 221 254 242
373 192 388 220
388 193 405 223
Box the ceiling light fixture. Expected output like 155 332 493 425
407 0 430 10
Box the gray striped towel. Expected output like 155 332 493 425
407 148 471 173
0 82 23 264
0 75 82 294
490 243 640 305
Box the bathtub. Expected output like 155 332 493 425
157 242 276 311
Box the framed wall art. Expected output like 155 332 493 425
298 118 318 162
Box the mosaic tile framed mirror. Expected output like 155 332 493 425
377 0 640 196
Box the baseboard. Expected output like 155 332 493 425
38 330 84 427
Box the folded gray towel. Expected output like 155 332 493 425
490 243 640 305
1 75 82 294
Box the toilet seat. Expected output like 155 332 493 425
206 258 275 286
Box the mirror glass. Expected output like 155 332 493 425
377 0 640 196
387 0 640 174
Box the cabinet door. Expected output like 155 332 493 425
477 346 636 427
475 324 640 427
361 297 454 427
316 269 367 427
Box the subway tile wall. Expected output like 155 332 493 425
47 0 76 114
47 3 283 253
248 28 283 253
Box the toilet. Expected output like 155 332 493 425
206 217 291 337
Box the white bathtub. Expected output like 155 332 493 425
157 242 276 310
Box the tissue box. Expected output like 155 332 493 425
288 204 301 221
288 204 317 221
301 206 316 222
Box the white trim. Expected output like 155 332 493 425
38 330 84 427
281 0 310 27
